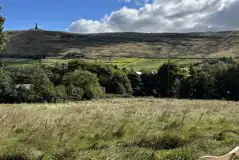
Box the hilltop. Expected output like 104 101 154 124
1 29 239 58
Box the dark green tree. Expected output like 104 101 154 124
128 72 143 96
0 7 7 50
67 60 132 95
179 62 229 99
216 63 239 100
29 65 62 102
0 70 14 102
157 63 181 97
63 70 103 100
141 72 158 96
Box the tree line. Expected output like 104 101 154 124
0 58 238 103
129 57 239 100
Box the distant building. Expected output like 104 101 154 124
35 22 39 30
136 72 142 75
16 84 32 90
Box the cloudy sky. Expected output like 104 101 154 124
2 0 239 33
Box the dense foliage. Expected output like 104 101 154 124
0 58 239 103
0 7 7 50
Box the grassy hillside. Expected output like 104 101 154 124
2 57 199 71
2 30 239 58
0 98 238 160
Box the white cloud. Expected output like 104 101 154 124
67 0 239 33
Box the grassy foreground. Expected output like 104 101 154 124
0 98 238 160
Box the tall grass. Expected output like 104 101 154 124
0 98 238 160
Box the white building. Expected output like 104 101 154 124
16 84 32 90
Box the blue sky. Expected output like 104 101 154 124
1 0 137 31
1 0 239 33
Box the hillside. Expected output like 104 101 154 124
1 29 239 58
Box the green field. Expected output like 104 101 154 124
0 98 238 160
3 57 199 71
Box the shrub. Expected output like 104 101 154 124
127 72 143 96
157 63 182 97
141 71 158 96
215 63 239 100
179 62 230 99
110 70 132 95
161 148 197 160
67 60 132 95
54 85 67 102
0 69 14 103
65 84 84 100
13 87 32 103
63 70 104 100
28 65 62 102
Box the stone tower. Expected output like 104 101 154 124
35 22 38 30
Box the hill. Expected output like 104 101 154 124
1 29 239 58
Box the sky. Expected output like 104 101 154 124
1 0 239 33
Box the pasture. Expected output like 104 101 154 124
0 98 238 160
2 57 198 71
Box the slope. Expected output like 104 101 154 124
1 30 239 58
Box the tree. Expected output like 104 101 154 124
0 69 14 102
63 70 104 100
29 65 61 102
0 7 7 50
179 62 229 99
128 72 143 96
141 72 158 96
157 63 181 97
67 60 132 95
216 63 239 100
109 70 132 95
65 84 84 100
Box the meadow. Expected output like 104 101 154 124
3 57 198 71
0 98 238 160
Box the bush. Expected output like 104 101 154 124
63 70 104 100
67 60 132 95
179 62 230 99
1 58 239 103
141 72 158 96
215 63 239 100
109 70 132 95
28 65 64 102
65 84 84 100
128 72 143 96
161 148 197 160
157 63 182 97
13 87 32 103
11 68 32 84
0 69 14 103
54 85 67 101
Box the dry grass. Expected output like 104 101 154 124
2 30 239 58
0 98 239 160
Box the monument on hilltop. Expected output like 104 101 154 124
35 22 39 30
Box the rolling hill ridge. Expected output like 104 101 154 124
1 30 239 58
